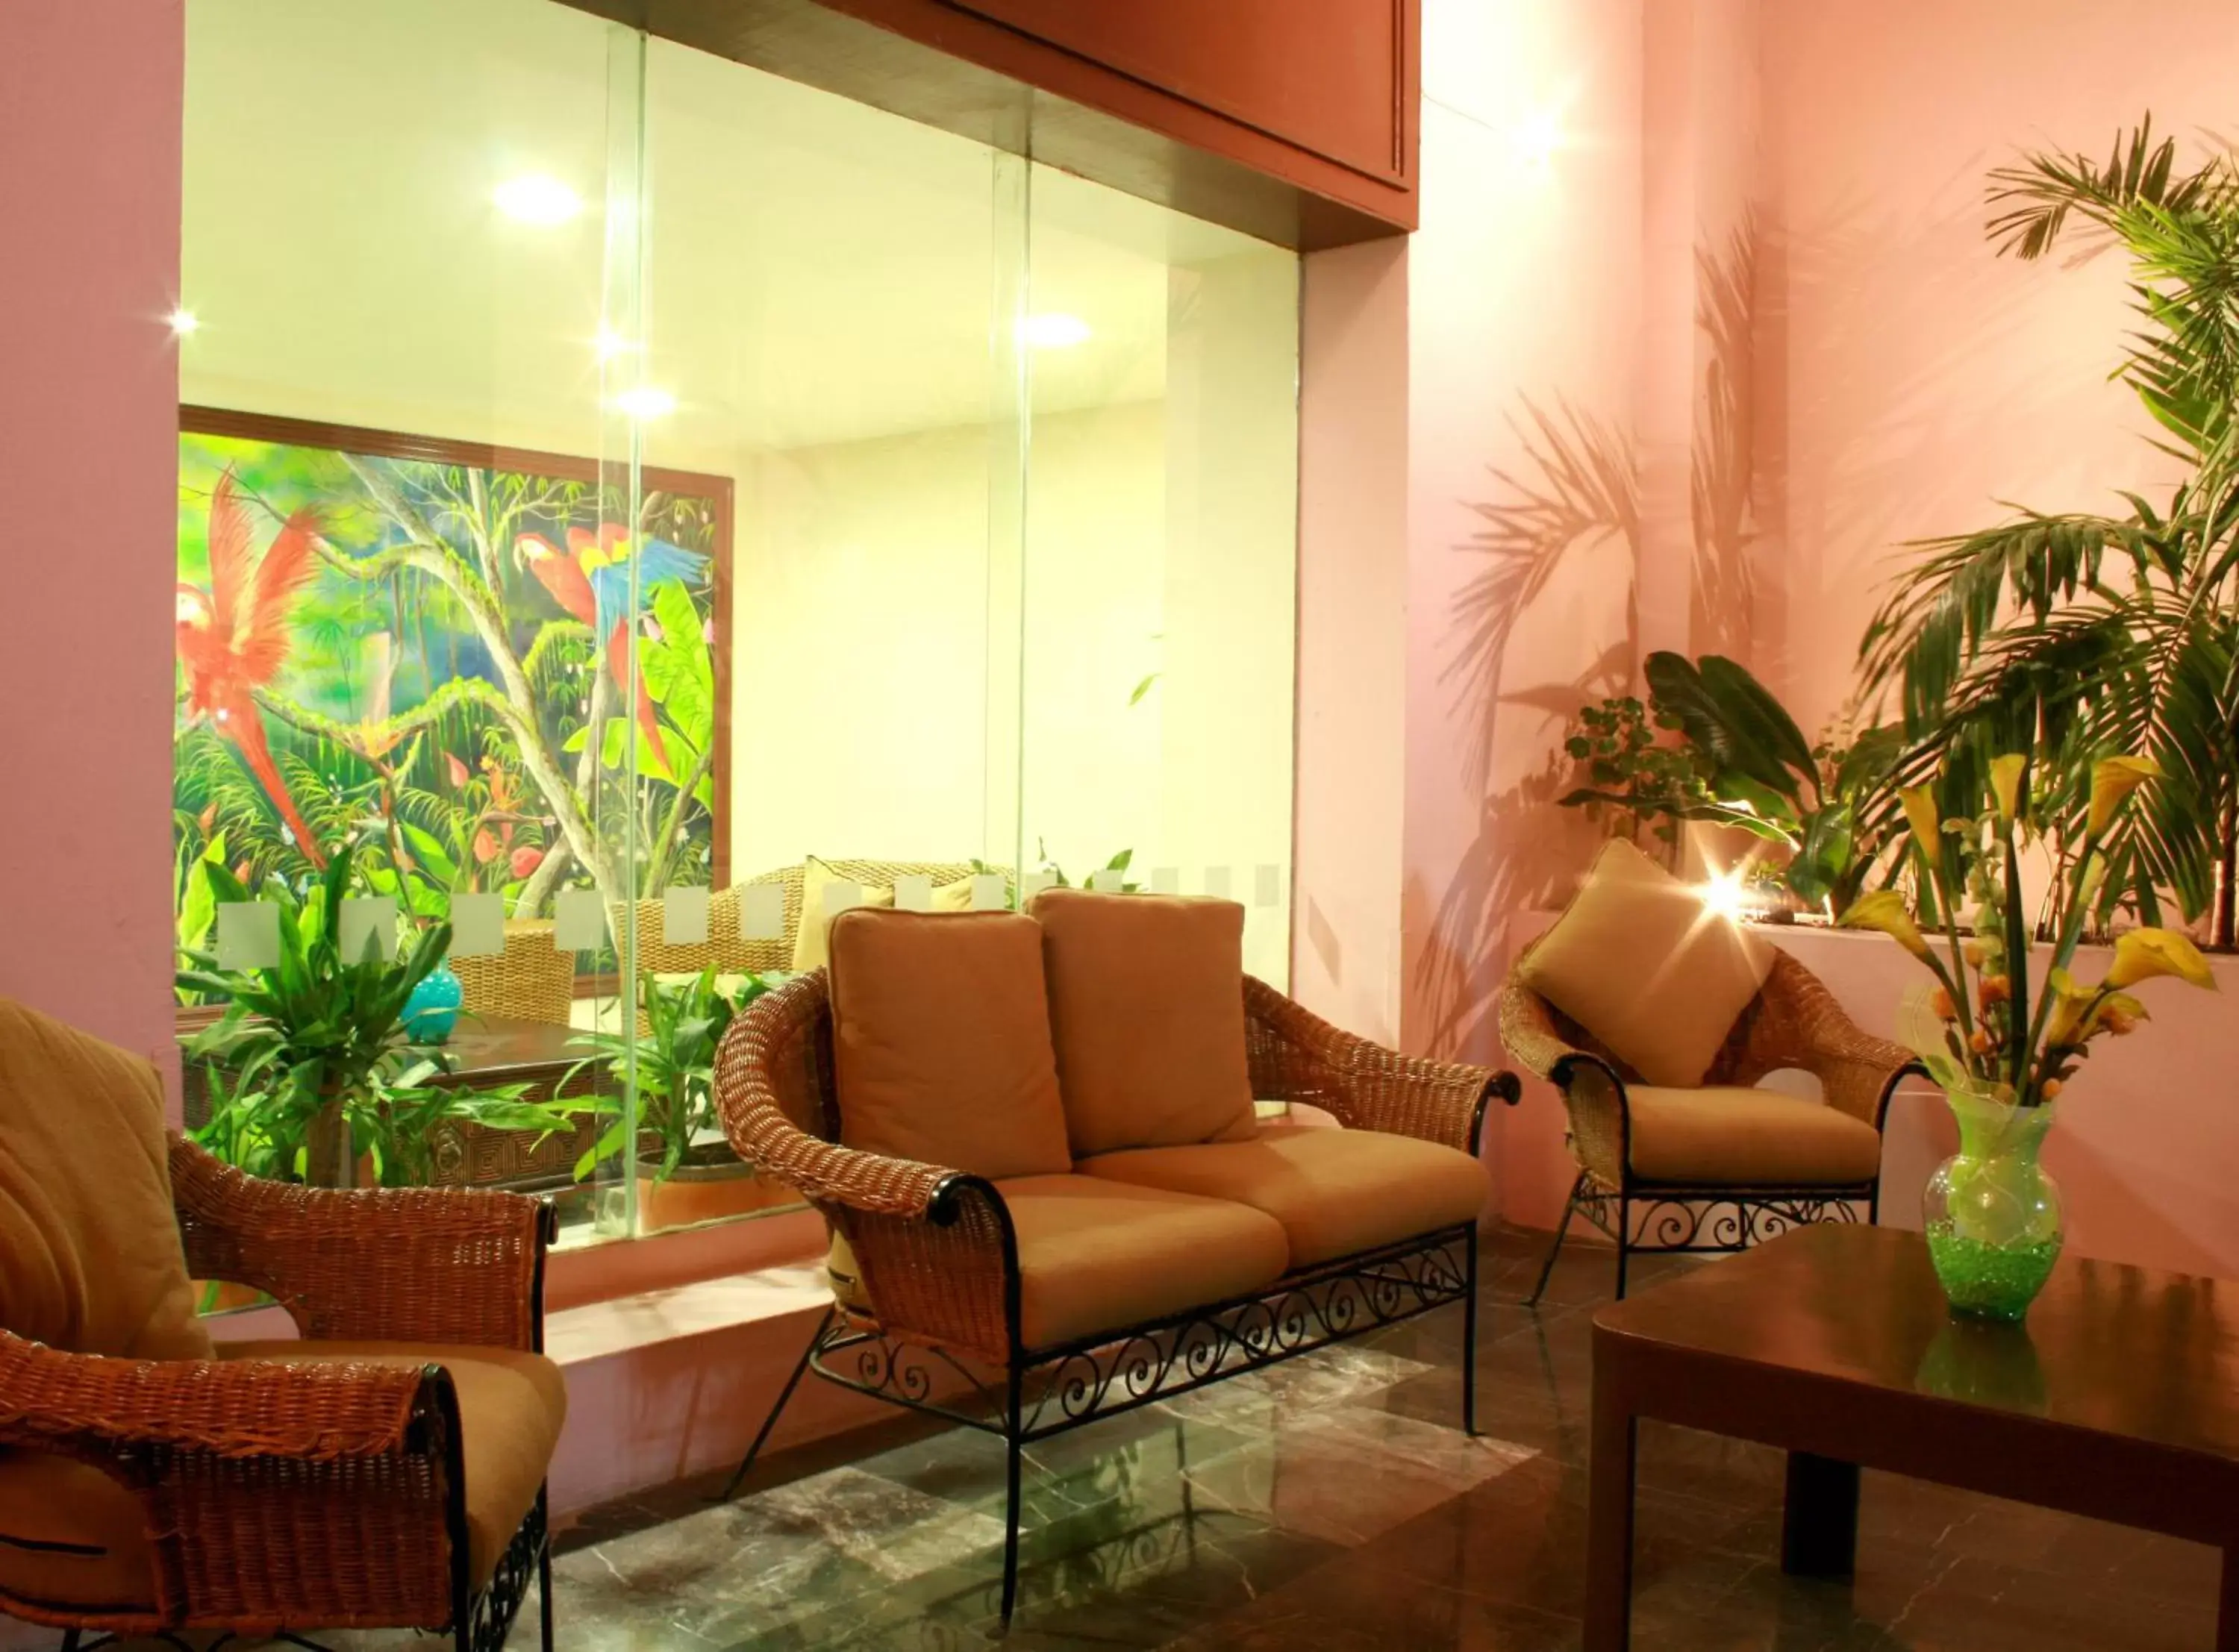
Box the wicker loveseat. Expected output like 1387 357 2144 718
0 998 563 1651
1499 839 1920 1302
713 889 1517 1624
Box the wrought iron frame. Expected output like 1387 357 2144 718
720 1086 1506 1628
1524 1051 1917 1305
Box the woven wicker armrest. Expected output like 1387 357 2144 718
1497 983 1631 1186
1243 978 1514 1154
0 1330 462 1629
170 1138 552 1352
0 1329 430 1461
1761 953 1923 1130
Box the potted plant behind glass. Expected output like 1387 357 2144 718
1841 752 2216 1319
178 845 450 1186
568 967 791 1230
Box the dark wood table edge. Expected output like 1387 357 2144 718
1586 1319 2239 1651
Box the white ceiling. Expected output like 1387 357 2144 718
180 0 1285 462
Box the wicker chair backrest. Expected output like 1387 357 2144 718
452 919 575 1025
619 858 997 977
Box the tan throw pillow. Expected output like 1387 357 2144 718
1028 888 1258 1157
791 856 974 974
1517 837 1774 1087
0 998 213 1360
828 909 1075 1180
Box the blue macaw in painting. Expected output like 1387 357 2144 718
510 522 709 772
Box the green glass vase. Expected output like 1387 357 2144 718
1922 1086 2063 1321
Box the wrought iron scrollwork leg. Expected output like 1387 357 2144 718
1614 1194 1632 1300
720 1307 836 1501
539 1530 556 1652
1525 1175 1585 1307
1462 1219 1481 1435
1000 1362 1025 1628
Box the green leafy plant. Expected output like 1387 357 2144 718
1859 116 2239 945
1555 693 1720 861
177 844 451 1185
569 968 781 1183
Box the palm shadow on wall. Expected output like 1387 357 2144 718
1414 223 1760 1059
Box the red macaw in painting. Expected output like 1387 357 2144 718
515 523 708 773
177 469 328 868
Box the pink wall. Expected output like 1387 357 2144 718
1399 0 1646 1093
0 0 185 1079
1751 0 2229 732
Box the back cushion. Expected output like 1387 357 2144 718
0 998 212 1360
1517 838 1774 1087
1028 889 1258 1157
828 910 1073 1180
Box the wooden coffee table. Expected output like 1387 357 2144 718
1587 1224 2239 1650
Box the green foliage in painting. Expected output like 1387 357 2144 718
174 426 727 939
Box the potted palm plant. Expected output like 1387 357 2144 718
1859 118 2239 946
1841 752 2216 1319
568 967 793 1230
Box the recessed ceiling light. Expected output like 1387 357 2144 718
494 172 584 225
167 308 200 337
613 386 676 420
1017 313 1093 349
593 326 639 361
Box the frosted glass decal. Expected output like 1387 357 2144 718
893 874 934 912
1255 864 1284 907
1087 867 1124 892
338 896 398 964
1203 866 1233 899
663 885 711 946
970 873 1008 912
450 892 505 958
1151 866 1181 895
553 888 606 951
740 883 786 941
822 879 865 918
215 900 281 971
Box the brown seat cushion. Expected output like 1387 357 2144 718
1078 1122 1488 1268
1517 839 1774 1088
1026 888 1258 1157
0 1448 153 1611
0 997 211 1361
1624 1087 1883 1186
219 1340 567 1586
828 909 1073 1180
993 1175 1290 1349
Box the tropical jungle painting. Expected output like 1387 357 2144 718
175 411 728 945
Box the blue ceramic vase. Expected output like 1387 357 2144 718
403 961 463 1044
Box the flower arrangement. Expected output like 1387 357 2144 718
1840 754 2214 1107
1840 750 2217 1318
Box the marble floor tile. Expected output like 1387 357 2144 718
85 1226 2220 1651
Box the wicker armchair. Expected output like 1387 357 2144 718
1 1138 560 1651
711 964 1514 1621
1500 947 1921 1302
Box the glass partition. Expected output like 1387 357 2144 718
175 0 1298 1254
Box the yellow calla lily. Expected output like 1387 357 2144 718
2104 927 2217 992
2044 967 2095 1046
1988 754 2028 825
1899 784 1942 854
1839 889 1933 962
2087 755 2161 838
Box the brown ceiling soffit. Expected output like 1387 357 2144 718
556 0 1415 249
